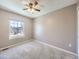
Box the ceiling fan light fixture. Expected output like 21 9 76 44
22 0 41 13
27 8 35 13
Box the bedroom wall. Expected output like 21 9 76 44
78 0 79 57
78 8 79 58
78 0 79 7
34 4 77 53
0 9 33 49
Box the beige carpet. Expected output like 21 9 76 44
0 40 76 59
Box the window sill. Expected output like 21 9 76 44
9 34 24 40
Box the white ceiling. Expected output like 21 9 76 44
0 0 77 18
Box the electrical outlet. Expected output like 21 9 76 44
69 43 72 47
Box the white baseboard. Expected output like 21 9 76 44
0 39 78 57
36 40 78 56
0 39 33 51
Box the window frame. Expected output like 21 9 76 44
9 20 24 40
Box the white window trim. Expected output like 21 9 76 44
9 20 25 40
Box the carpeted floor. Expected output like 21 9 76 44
0 40 76 59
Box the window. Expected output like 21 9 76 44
9 20 24 39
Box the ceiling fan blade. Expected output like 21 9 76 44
23 8 28 10
34 9 40 12
34 1 38 6
29 3 33 7
24 4 29 6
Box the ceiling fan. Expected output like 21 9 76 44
23 0 40 13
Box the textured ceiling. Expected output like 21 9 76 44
0 0 77 18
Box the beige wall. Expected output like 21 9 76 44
78 0 79 57
34 4 77 53
78 0 79 7
0 9 33 48
78 8 79 58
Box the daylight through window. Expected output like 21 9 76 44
9 20 24 39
